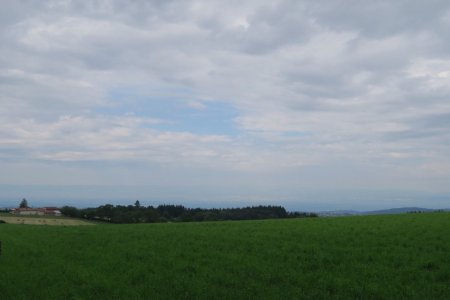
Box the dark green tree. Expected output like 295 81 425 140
60 206 80 218
19 198 29 208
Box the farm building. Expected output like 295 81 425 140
11 207 62 216
42 207 62 216
12 208 45 215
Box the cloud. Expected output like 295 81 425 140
1 0 450 207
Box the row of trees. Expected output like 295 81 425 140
61 202 317 224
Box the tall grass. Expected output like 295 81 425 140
0 213 449 299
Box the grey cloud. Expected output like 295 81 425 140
1 0 450 203
227 2 315 54
419 113 450 128
308 0 450 38
384 128 449 142
393 113 450 140
0 1 46 27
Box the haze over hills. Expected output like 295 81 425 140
1 195 448 217
1 184 449 212
319 207 449 216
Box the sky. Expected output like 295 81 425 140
1 0 450 210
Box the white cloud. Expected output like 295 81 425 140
1 0 450 207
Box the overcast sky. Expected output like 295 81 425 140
1 0 450 210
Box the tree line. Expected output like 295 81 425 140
60 202 318 224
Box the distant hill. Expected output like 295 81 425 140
319 207 448 216
364 207 435 215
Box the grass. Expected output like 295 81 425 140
0 213 448 299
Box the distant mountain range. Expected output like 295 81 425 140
318 207 449 216
318 207 450 216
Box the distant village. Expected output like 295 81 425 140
10 207 62 217
5 198 62 217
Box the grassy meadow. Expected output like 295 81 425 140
0 213 448 299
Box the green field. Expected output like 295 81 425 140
0 213 448 299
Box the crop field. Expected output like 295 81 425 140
0 213 448 299
0 214 94 226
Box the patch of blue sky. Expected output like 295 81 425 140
98 86 240 136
